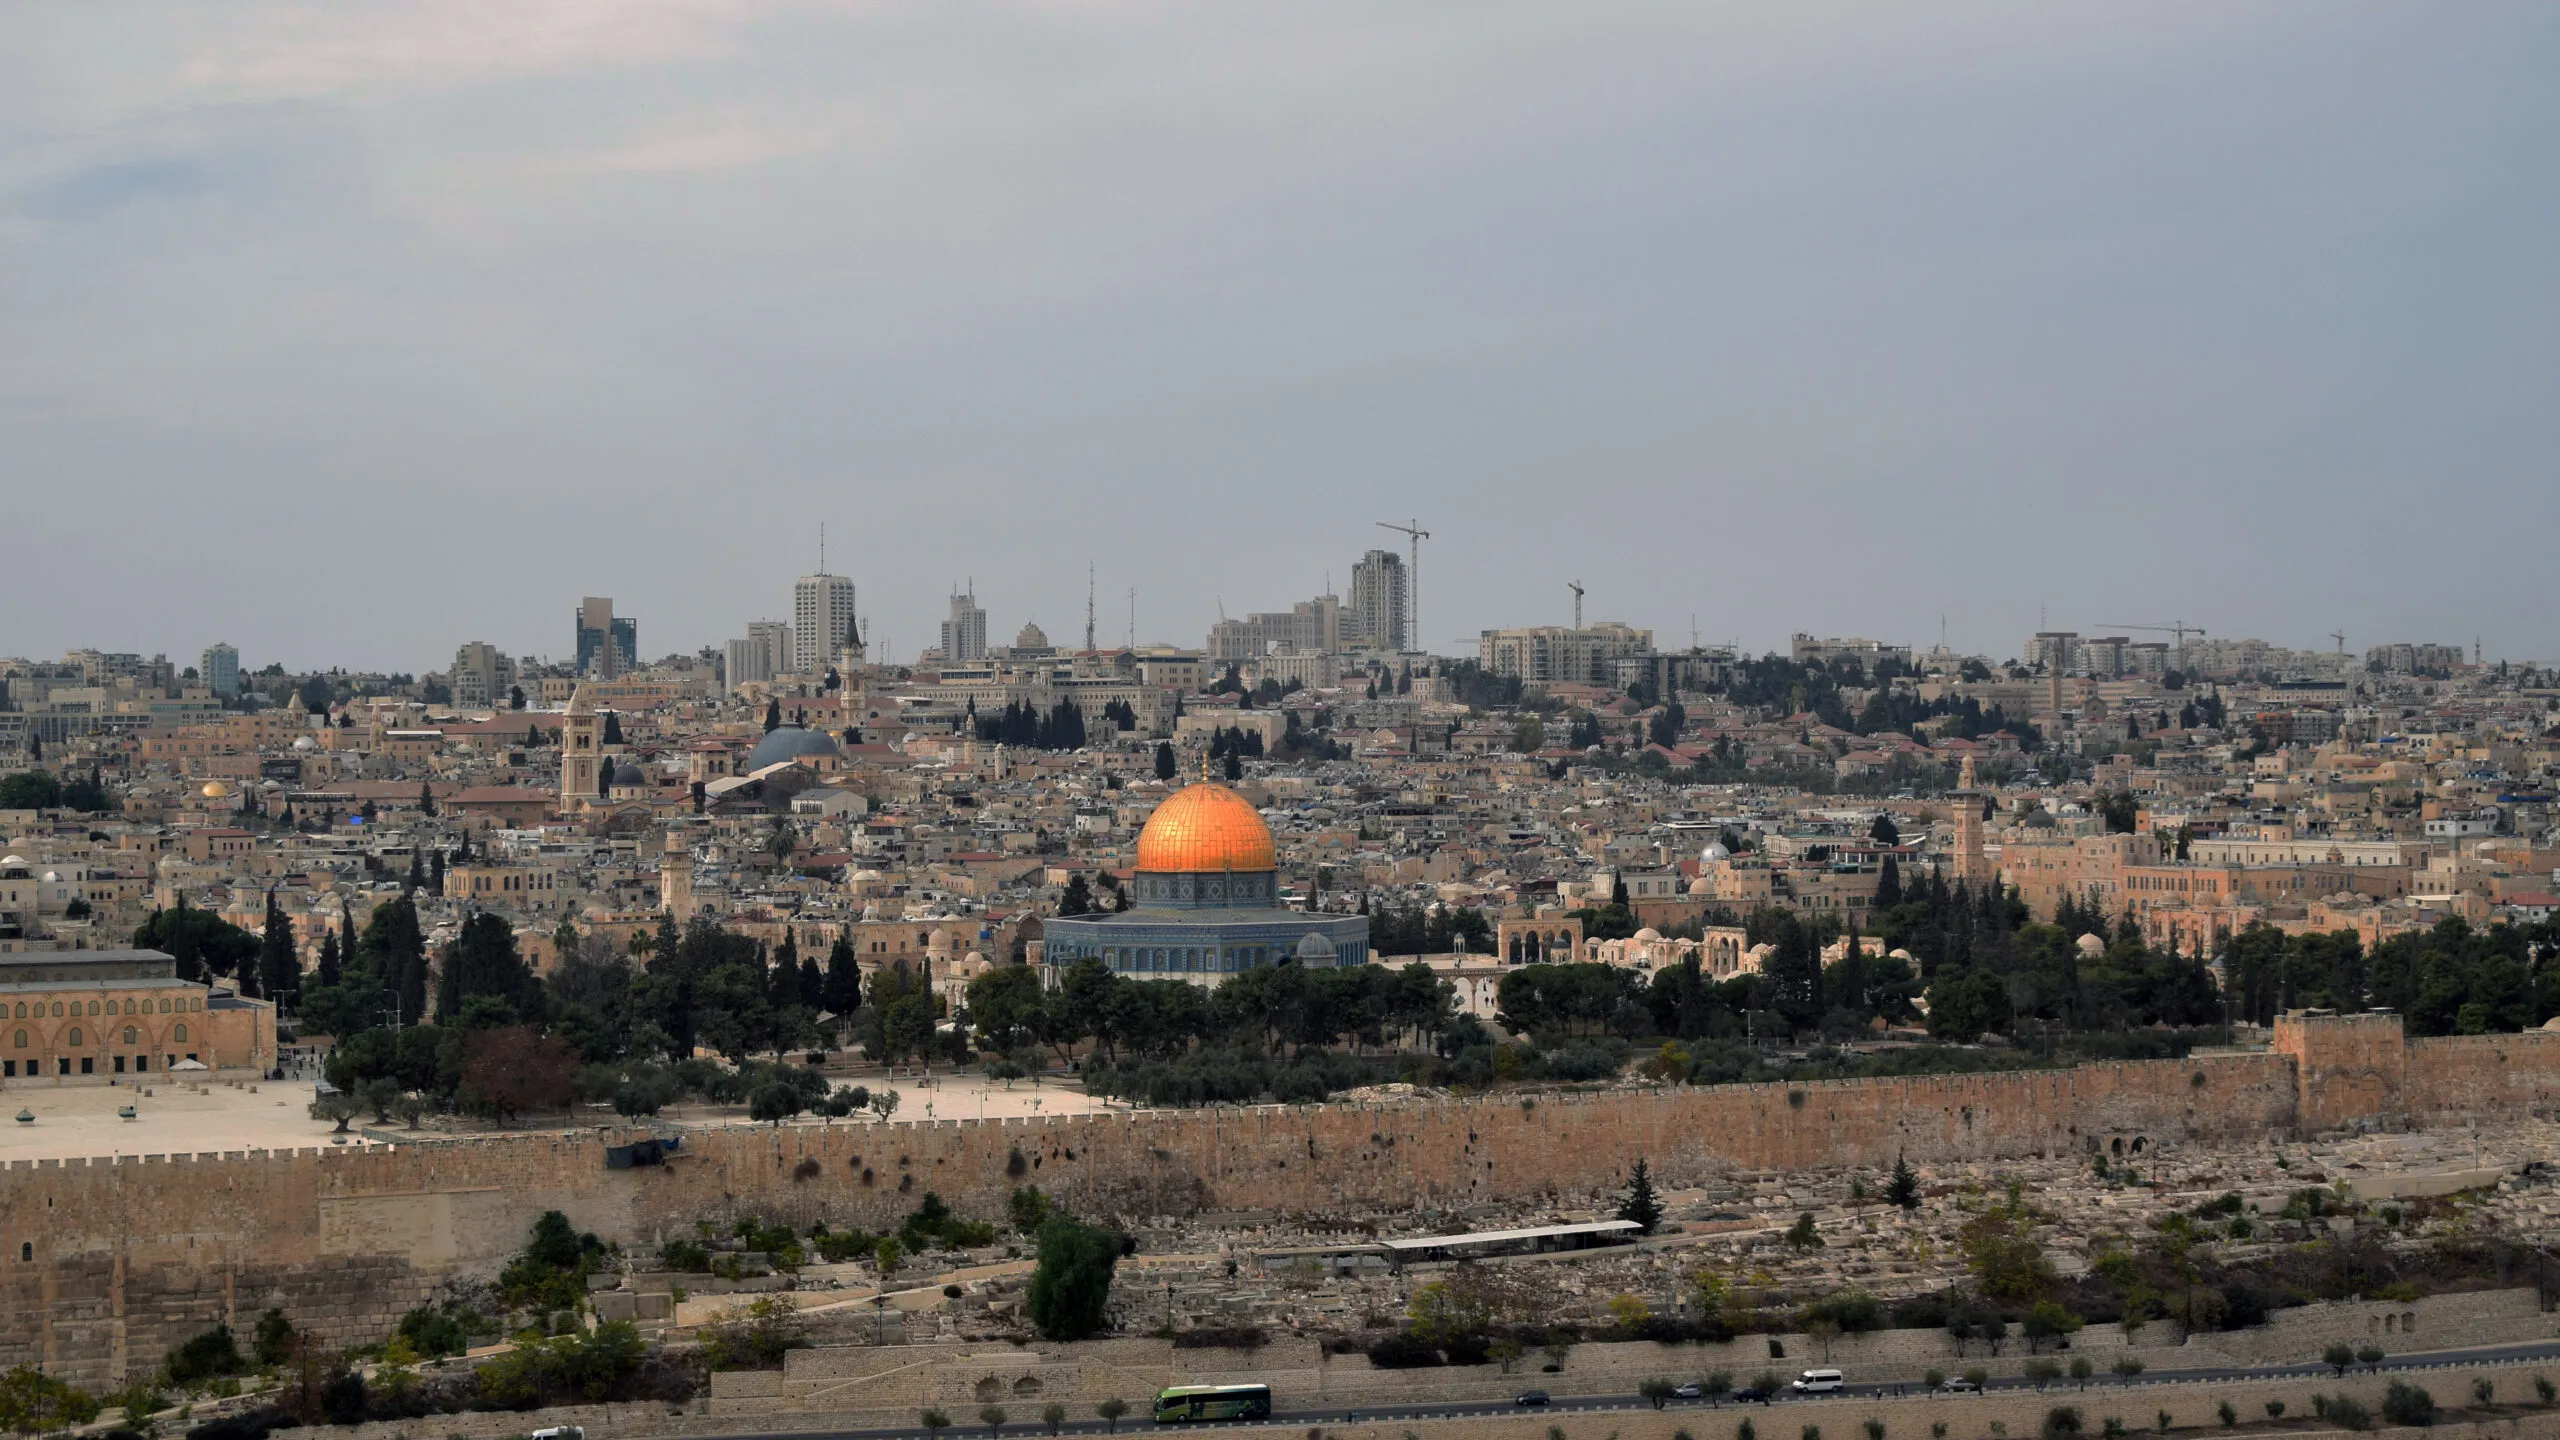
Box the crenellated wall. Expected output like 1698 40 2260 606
0 1014 2541 1386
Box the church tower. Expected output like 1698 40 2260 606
560 681 603 811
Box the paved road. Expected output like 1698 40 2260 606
702 1338 2560 1440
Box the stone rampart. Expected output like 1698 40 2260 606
0 1014 2542 1385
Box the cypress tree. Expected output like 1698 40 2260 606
822 933 862 1016
1616 1158 1664 1235
257 891 300 1006
1887 1151 1922 1211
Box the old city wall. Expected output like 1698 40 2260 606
0 1015 2540 1386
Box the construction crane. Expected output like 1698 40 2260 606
2330 631 2347 656
2100 621 2209 650
1376 518 1430 651
1568 580 1585 629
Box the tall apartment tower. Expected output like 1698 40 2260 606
724 621 793 691
793 574 857 676
200 642 239 698
449 642 517 709
575 598 637 678
1348 549 1409 652
942 585 989 663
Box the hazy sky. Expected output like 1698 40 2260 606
4 2 2555 674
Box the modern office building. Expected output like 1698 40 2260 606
199 643 239 699
575 598 637 679
793 574 858 676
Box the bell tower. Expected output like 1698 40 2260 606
560 681 603 811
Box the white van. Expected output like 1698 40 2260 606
531 1428 586 1440
1790 1369 1845 1394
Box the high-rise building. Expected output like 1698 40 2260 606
725 620 793 691
449 642 517 709
575 598 637 678
941 586 988 664
1348 550 1408 652
200 643 239 698
793 574 857 675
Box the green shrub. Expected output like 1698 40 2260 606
2380 1383 2435 1427
165 1326 244 1385
698 1297 811 1371
2325 1395 2372 1431
2043 1408 2084 1440
472 1321 645 1408
660 1238 713 1272
394 1304 477 1359
0 1366 102 1432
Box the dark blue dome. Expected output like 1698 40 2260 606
747 725 842 771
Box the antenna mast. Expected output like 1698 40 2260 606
1085 563 1096 652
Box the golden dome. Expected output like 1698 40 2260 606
1134 783 1275 873
200 780 233 800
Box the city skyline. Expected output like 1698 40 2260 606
5 5 2557 667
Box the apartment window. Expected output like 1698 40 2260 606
67 1027 81 1047
123 1027 137 1045
174 1023 188 1043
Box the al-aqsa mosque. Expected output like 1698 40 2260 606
1040 781 1368 986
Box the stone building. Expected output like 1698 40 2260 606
0 948 274 1078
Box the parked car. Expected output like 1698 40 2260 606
1673 1383 1706 1400
1940 1378 1980 1394
1515 1390 1552 1407
1733 1386 1776 1405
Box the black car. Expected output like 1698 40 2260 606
1515 1391 1551 1407
1733 1386 1776 1404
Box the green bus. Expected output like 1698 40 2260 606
1152 1384 1273 1423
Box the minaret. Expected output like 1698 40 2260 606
1951 753 1990 888
836 614 868 742
560 681 602 812
659 829 696 923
